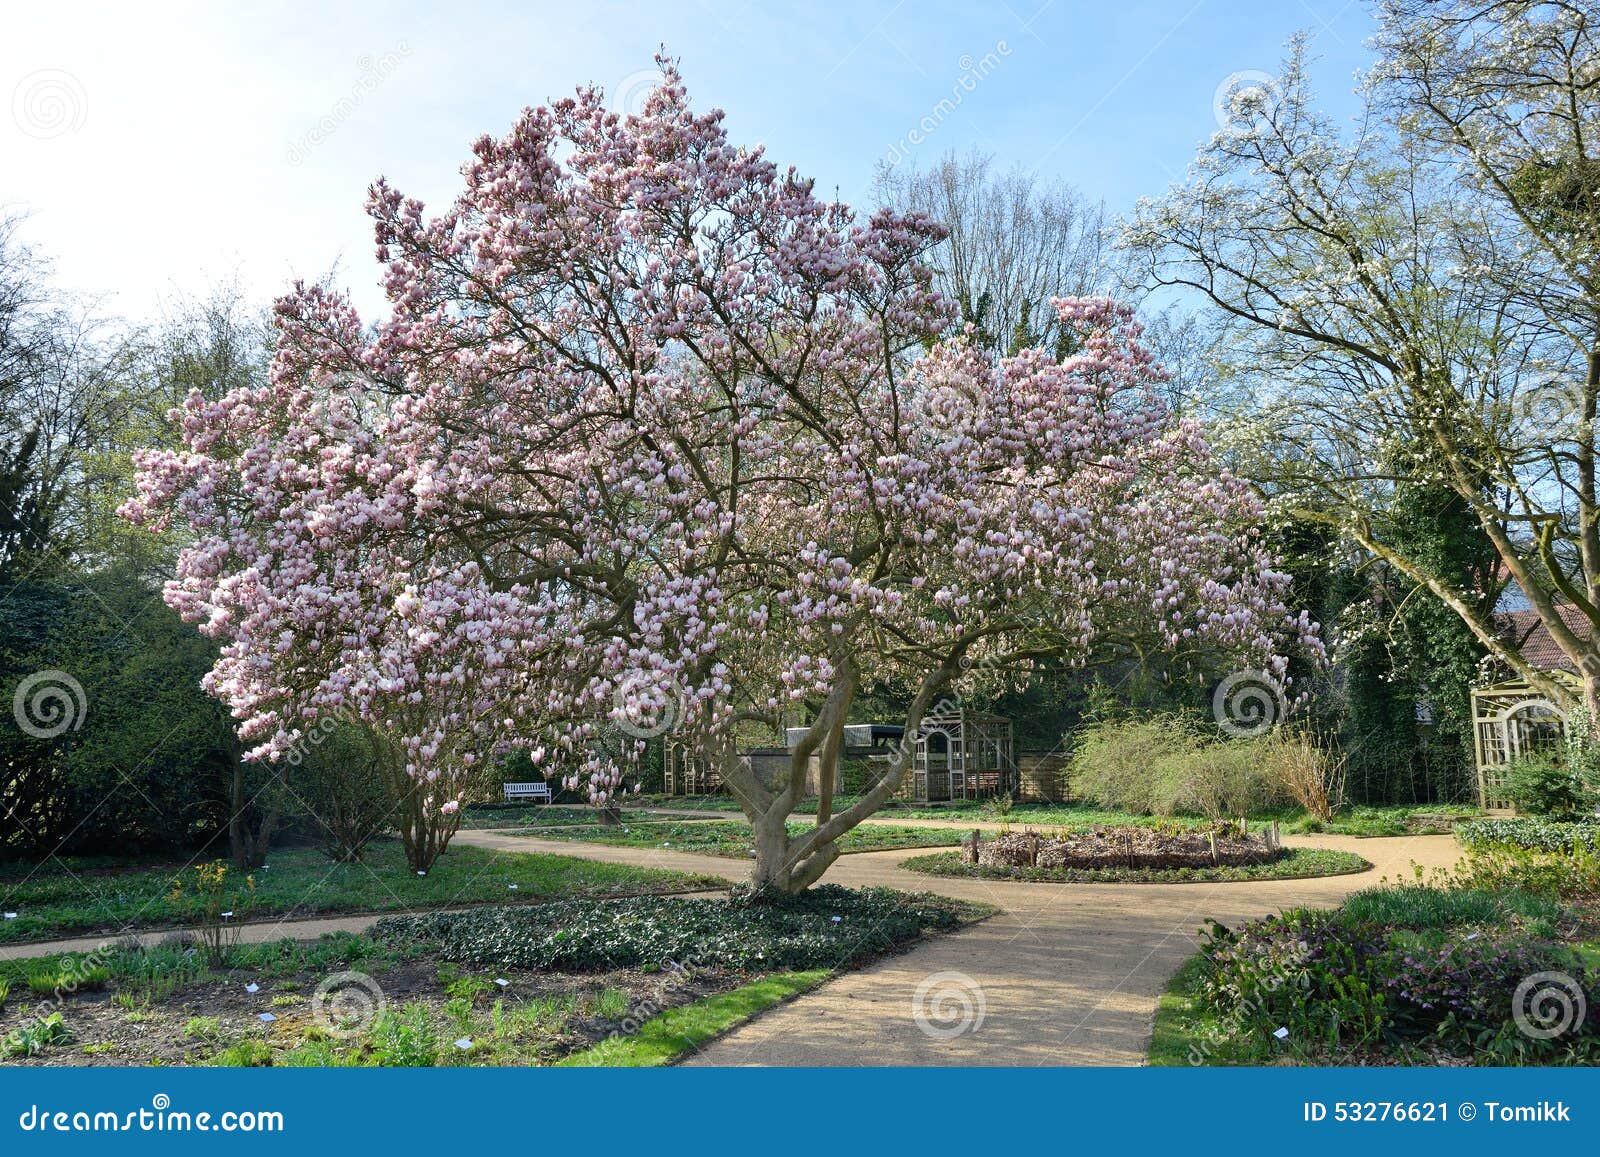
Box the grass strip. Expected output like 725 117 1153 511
557 969 830 1066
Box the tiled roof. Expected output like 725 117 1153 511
1499 605 1594 672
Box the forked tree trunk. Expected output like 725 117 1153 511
373 732 461 873
730 654 966 896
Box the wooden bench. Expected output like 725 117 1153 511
502 781 553 804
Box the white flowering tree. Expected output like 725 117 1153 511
1123 2 1600 722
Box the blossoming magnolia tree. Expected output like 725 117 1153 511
126 61 1319 887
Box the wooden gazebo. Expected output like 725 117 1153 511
911 702 1016 803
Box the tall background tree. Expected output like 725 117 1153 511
875 150 1113 355
1122 3 1600 796
0 212 286 863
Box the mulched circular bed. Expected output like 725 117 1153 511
977 826 1284 871
900 826 1371 884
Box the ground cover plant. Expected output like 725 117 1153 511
0 888 987 1067
373 886 988 972
1449 825 1600 900
1456 819 1600 854
0 843 721 946
1151 880 1600 1066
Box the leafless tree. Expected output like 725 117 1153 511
875 149 1116 353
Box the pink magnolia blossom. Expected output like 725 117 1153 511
125 58 1319 886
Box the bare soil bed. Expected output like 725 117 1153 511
0 958 725 1067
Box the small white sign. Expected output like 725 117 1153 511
417 871 427 877
2 912 16 920
1273 1026 1289 1040
507 883 519 890
245 983 260 994
220 911 234 919
258 1013 277 1023
454 1037 473 1050
494 978 509 988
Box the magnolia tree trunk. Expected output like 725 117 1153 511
719 659 958 897
373 734 462 873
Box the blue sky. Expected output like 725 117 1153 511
3 0 1374 321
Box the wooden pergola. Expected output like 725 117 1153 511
662 737 723 795
1470 672 1576 811
911 702 1016 803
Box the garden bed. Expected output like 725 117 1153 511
976 825 1284 870
0 887 990 1067
901 846 1369 884
1150 884 1600 1066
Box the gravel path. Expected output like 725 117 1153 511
454 826 1459 1066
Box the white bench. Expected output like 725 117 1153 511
502 781 553 804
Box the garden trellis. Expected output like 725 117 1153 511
1470 673 1576 811
911 702 1017 803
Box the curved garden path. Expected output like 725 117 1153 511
2 820 1464 1065
456 825 1462 1066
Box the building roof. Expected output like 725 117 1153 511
1500 604 1593 672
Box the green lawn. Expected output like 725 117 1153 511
458 805 692 830
557 970 830 1066
0 840 723 946
504 818 961 858
900 846 1372 884
1147 954 1219 1066
632 795 1482 836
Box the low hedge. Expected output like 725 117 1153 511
899 846 1369 884
370 886 987 973
1456 818 1600 853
